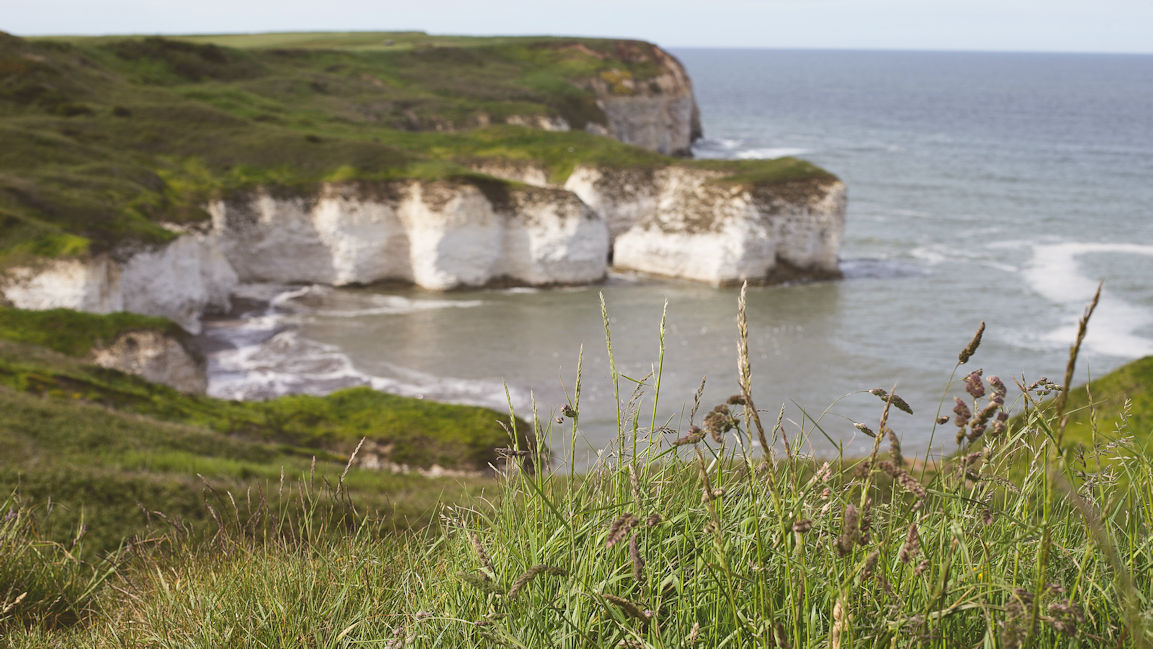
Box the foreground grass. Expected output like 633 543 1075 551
3 290 1152 647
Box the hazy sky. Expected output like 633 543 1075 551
7 0 1153 54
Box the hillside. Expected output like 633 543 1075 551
0 307 538 552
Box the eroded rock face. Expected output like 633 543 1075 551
582 45 702 156
467 161 847 285
90 330 208 394
0 232 237 334
210 180 609 290
0 180 609 331
611 176 846 285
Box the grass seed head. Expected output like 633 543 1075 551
606 513 639 549
837 504 860 556
687 621 700 644
900 524 920 563
870 388 914 415
886 427 903 466
600 593 652 623
469 532 496 576
952 398 971 427
964 370 985 398
959 321 985 363
703 405 736 442
508 564 566 599
629 535 645 583
860 550 880 581
673 426 705 446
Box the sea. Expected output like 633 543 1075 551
199 49 1153 465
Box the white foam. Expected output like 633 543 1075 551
314 296 485 318
735 147 809 160
203 285 522 412
1024 242 1153 358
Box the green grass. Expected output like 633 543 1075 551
0 337 534 473
0 305 536 558
2 291 1152 647
1042 355 1153 451
0 30 834 268
0 307 185 357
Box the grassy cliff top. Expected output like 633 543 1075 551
0 30 834 267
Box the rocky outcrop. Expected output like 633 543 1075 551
611 175 845 285
0 178 610 331
90 329 208 394
0 232 237 334
468 161 846 285
581 45 702 156
211 180 608 290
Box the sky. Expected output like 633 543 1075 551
6 0 1153 54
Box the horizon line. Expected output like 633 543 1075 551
12 29 1153 57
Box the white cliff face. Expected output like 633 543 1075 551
2 180 608 332
0 232 237 333
211 180 609 291
90 330 208 394
505 115 571 132
468 161 846 285
611 172 845 285
611 176 846 285
0 164 841 335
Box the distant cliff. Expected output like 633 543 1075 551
0 31 844 332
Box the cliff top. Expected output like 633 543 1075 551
0 31 836 266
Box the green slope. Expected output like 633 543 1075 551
0 307 539 552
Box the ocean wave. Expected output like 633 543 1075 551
269 284 486 318
840 257 926 280
1024 242 1153 358
203 284 522 411
734 147 809 159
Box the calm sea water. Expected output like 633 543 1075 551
202 49 1153 464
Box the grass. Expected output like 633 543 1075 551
2 288 1151 647
0 306 186 357
0 31 834 269
0 306 536 557
0 338 534 473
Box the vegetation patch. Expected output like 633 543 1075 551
0 307 184 357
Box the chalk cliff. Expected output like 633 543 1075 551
0 233 237 334
468 161 846 286
0 178 610 330
210 180 608 290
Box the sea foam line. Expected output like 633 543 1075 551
204 285 523 412
1024 242 1153 358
